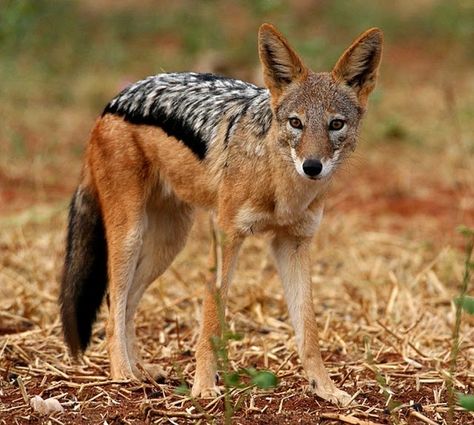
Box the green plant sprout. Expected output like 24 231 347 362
447 225 474 424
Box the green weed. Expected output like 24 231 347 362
446 226 474 423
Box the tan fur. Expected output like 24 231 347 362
76 24 382 405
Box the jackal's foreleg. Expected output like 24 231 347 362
271 233 352 406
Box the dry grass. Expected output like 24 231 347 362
1 174 473 424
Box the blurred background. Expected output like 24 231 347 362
0 0 473 237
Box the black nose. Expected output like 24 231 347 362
302 159 323 177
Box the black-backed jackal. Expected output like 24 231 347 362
60 24 382 405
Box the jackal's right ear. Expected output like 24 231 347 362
258 24 307 97
332 28 383 108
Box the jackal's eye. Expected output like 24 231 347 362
328 119 345 131
289 117 303 129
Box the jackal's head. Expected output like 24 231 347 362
258 24 383 180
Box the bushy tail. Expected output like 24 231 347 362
60 184 108 357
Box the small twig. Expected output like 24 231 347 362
346 389 362 406
76 379 130 392
399 313 425 335
275 351 295 374
136 363 160 388
49 416 65 425
277 393 297 414
376 320 428 358
320 412 383 425
339 368 353 386
175 316 182 351
16 376 29 405
43 361 69 379
0 404 26 413
409 410 439 425
143 405 207 419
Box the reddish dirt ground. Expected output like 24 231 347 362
2 353 470 424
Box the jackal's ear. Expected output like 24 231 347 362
332 28 383 107
258 23 307 97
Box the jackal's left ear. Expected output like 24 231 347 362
258 23 307 97
332 28 383 108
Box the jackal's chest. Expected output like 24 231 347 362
234 204 323 237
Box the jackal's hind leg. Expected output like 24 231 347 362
125 196 194 381
105 217 145 381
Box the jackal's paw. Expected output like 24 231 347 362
308 379 352 406
191 376 221 398
191 385 221 398
110 367 140 383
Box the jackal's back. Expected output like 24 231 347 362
102 72 273 160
